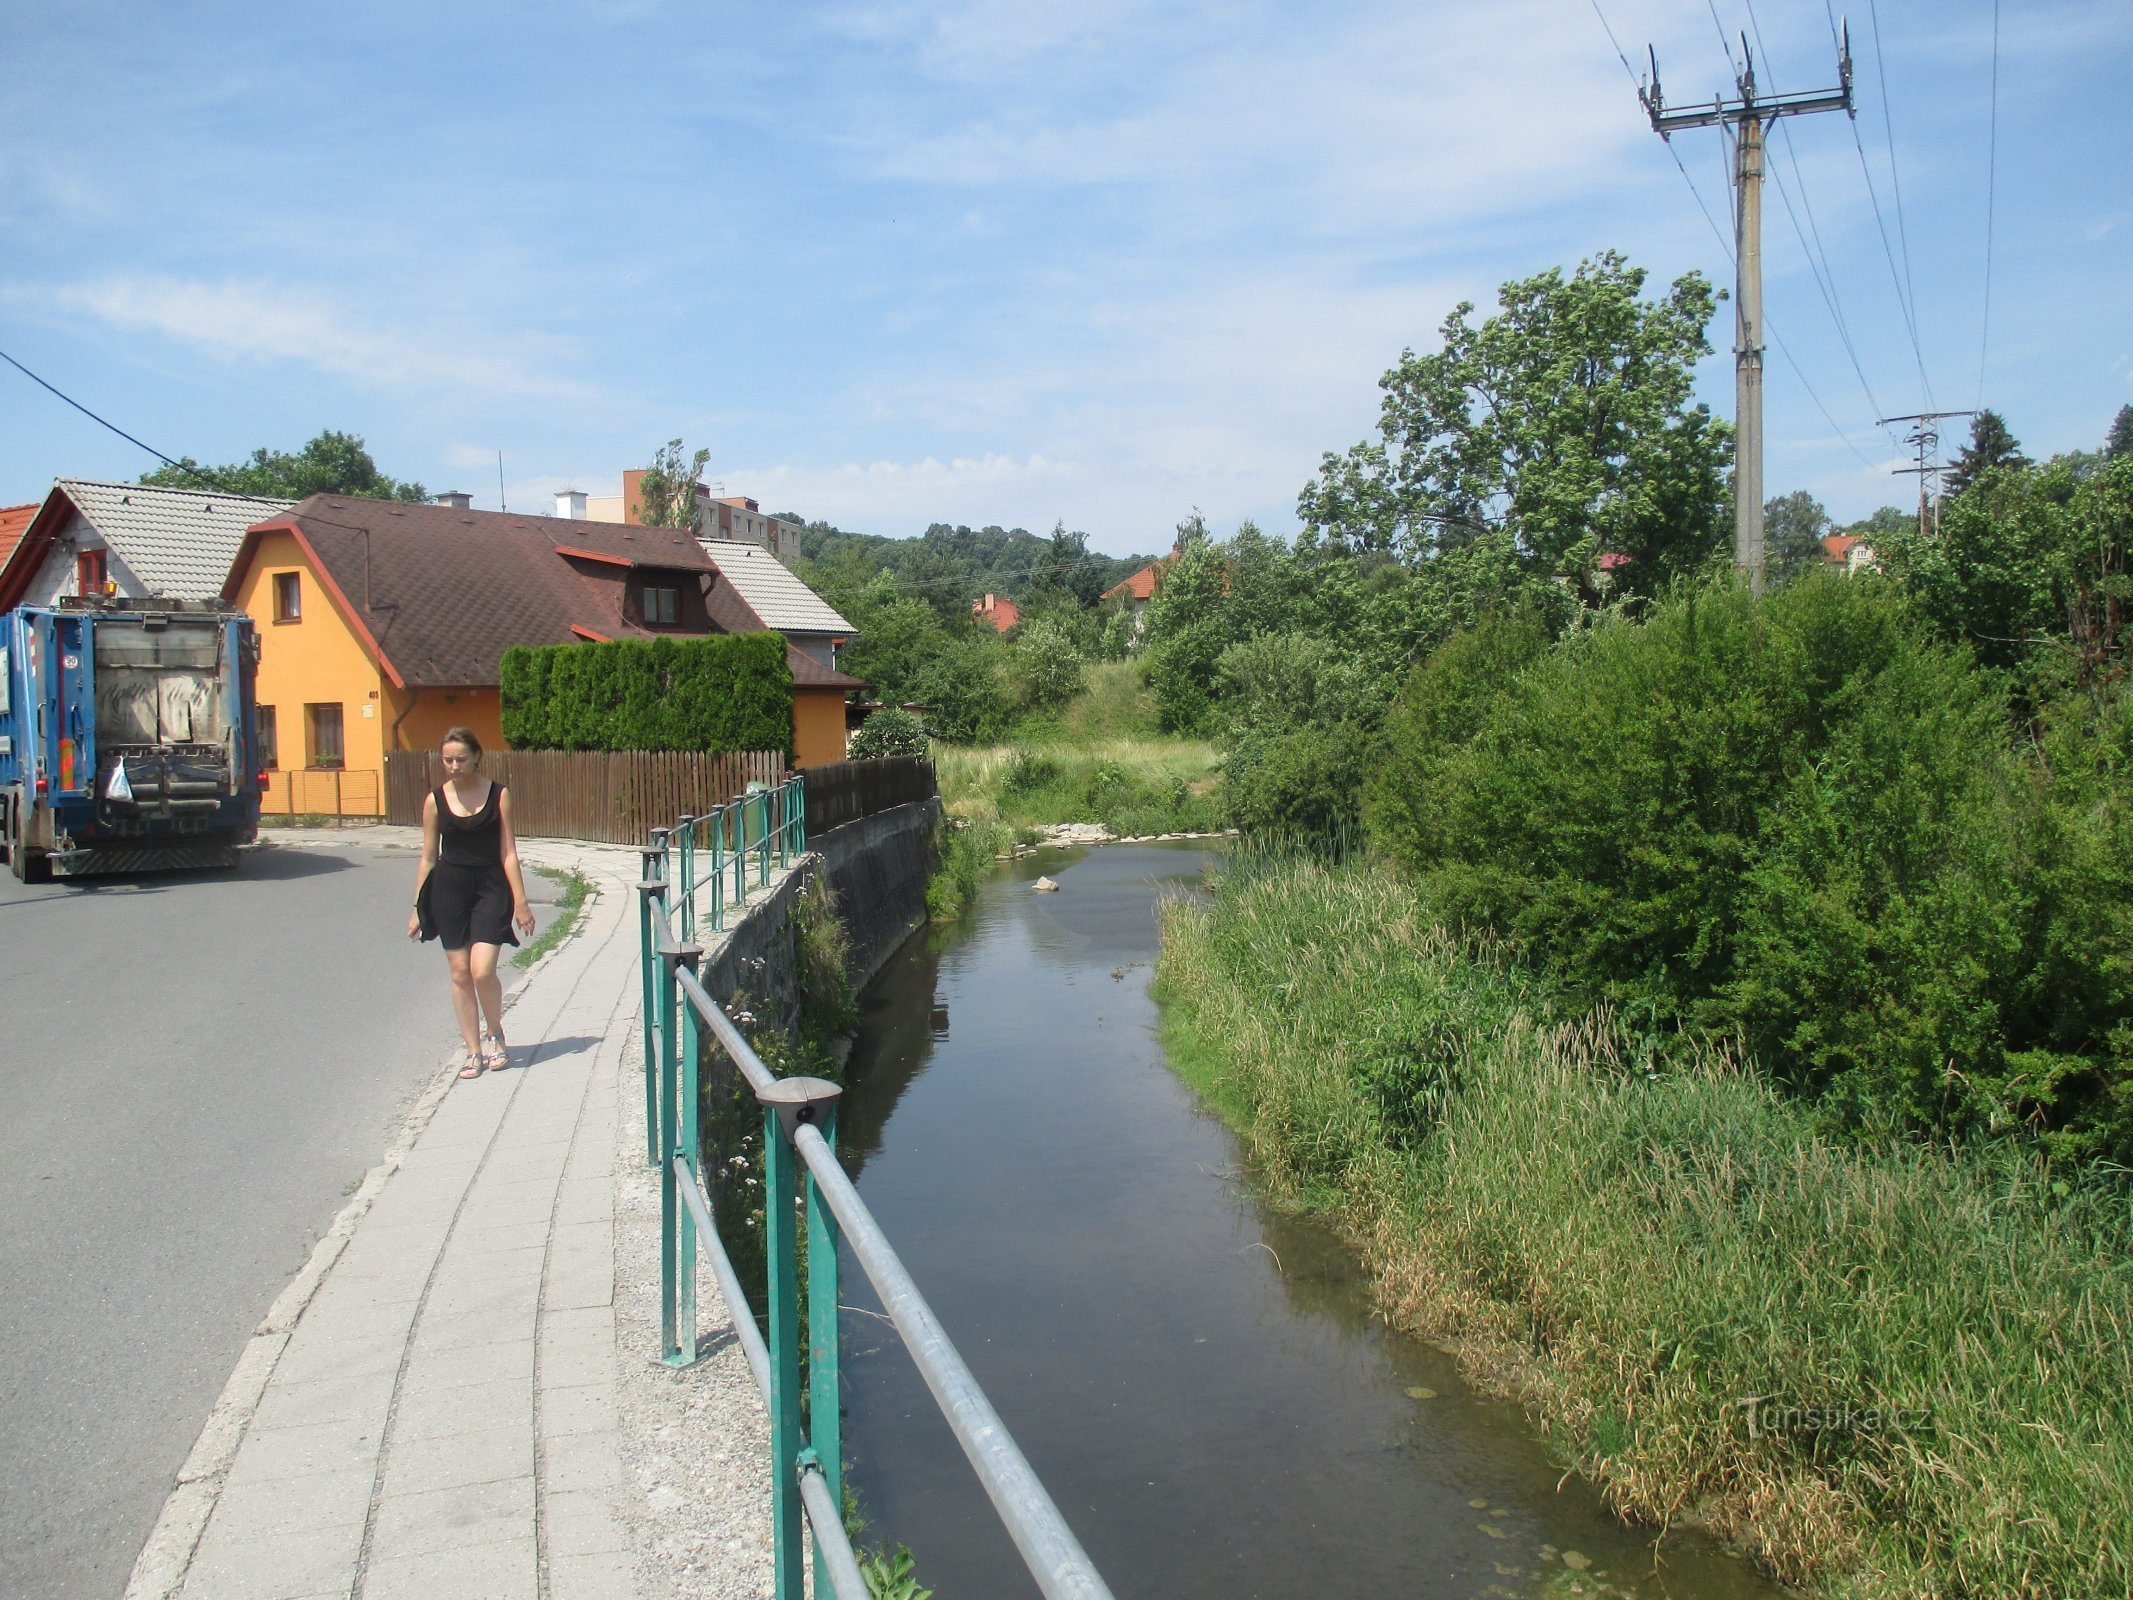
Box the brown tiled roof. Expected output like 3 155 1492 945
0 503 36 575
1103 557 1170 603
787 645 866 690
224 496 717 688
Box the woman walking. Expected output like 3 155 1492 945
407 728 536 1078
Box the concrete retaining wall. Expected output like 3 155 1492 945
698 797 939 1039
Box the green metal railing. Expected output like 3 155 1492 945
635 817 1114 1600
674 777 807 945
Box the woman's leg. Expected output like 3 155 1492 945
469 942 506 1048
445 946 482 1057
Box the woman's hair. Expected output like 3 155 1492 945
440 726 483 760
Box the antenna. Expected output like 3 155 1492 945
497 450 507 514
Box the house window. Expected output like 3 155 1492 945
257 706 279 770
272 571 302 622
77 549 107 596
643 583 680 627
305 703 344 768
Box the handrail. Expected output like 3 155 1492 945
793 1119 1113 1600
636 825 1115 1600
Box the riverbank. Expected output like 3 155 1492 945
1155 853 2133 1599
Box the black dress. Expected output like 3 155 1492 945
421 782 518 951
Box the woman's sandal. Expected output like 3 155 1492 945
458 1048 484 1080
480 1034 509 1072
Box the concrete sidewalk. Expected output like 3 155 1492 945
124 837 776 1600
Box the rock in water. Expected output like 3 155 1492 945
1032 876 1060 892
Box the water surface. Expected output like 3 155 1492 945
837 843 1785 1600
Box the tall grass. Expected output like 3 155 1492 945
935 737 1221 838
1158 853 2133 1598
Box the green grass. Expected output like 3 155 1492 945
511 866 595 968
1157 852 2133 1599
935 738 1221 838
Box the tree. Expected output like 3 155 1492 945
2106 405 2133 461
141 430 426 502
1297 251 1730 587
849 707 927 759
1943 410 2029 500
1764 490 1832 583
1026 523 1109 610
638 438 709 529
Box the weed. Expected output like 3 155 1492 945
511 866 594 968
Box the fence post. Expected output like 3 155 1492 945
638 841 668 1170
676 816 696 944
758 1076 843 1600
805 1099 842 1583
660 938 703 1368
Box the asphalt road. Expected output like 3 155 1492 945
0 832 555 1600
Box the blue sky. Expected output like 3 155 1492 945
3 1 2126 555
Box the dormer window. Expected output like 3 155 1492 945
643 583 679 627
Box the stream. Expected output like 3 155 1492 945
832 841 1787 1600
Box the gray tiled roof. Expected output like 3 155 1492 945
58 479 295 600
698 538 852 637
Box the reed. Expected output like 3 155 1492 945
1157 854 2133 1598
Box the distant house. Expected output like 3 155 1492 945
1102 552 1176 646
580 477 803 564
220 496 859 816
973 592 1021 632
1820 533 1878 573
0 480 295 610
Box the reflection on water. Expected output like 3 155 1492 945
836 843 1784 1600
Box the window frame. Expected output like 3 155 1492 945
77 548 108 597
256 705 279 771
642 582 681 628
305 703 344 769
272 571 302 623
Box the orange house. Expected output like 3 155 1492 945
223 496 860 815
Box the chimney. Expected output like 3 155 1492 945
621 469 646 525
438 490 473 510
554 489 587 520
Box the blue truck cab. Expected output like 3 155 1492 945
0 599 263 880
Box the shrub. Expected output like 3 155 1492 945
1370 576 2133 1159
849 707 927 760
1221 725 1365 843
500 633 793 755
1007 619 1085 713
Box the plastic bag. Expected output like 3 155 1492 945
106 762 133 802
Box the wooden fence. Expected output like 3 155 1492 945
384 749 787 846
802 756 938 835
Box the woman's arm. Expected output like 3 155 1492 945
407 792 439 940
498 786 536 938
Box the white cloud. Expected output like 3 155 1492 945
43 275 594 400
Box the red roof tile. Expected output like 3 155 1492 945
0 503 36 576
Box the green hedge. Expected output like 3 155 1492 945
499 634 794 756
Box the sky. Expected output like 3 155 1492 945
2 0 2127 556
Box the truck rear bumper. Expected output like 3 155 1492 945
52 837 240 876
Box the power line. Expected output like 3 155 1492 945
1865 0 1934 408
1977 0 2001 410
0 345 262 497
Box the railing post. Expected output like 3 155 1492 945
805 1099 842 1582
637 840 669 1170
675 817 694 944
759 1075 843 1600
660 939 703 1368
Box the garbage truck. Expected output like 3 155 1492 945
0 599 263 880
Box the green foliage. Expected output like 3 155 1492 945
2107 403 2133 460
1941 409 2029 500
1297 250 1729 589
792 876 857 1042
1220 724 1364 842
935 738 1220 840
499 633 793 755
858 1544 932 1600
1762 488 1831 584
1370 577 2133 1161
926 814 1007 920
1878 452 2133 693
141 428 426 502
849 707 927 760
1006 618 1085 712
638 437 710 529
1159 855 2133 1600
511 867 595 969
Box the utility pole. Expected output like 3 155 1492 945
1879 410 1975 537
1642 28 1854 593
